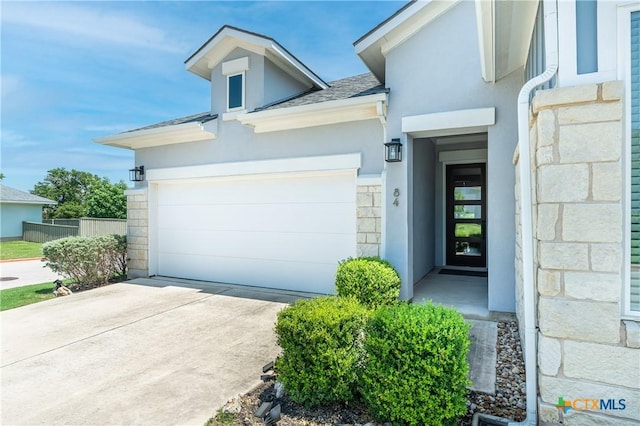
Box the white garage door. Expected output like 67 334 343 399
154 171 356 294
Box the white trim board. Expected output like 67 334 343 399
402 108 495 138
145 153 362 182
238 93 387 133
357 174 383 186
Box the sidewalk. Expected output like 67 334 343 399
0 259 61 290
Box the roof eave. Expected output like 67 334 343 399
94 120 218 150
238 92 387 133
478 0 540 83
1 200 56 205
354 0 462 83
185 26 328 89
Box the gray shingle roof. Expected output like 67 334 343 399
124 112 218 134
254 73 388 112
0 184 56 205
120 73 386 134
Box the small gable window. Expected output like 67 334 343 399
222 57 249 113
227 73 244 110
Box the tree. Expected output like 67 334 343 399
85 179 127 219
0 173 5 181
32 168 100 218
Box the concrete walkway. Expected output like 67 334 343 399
1 278 309 425
0 259 61 289
467 320 498 394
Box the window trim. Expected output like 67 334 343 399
621 2 640 318
226 72 245 112
557 0 617 86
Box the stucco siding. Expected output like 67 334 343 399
263 58 310 107
412 138 436 281
210 48 265 114
136 119 384 175
1 204 43 238
383 0 523 310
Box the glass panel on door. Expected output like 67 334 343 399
446 163 486 267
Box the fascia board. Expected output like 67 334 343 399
186 28 327 89
475 0 495 83
268 44 328 90
355 1 429 54
355 0 460 81
146 153 362 182
1 200 57 205
94 120 217 150
402 107 496 136
186 28 270 73
237 93 387 133
379 0 460 56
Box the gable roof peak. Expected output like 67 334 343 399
354 0 461 82
185 25 328 90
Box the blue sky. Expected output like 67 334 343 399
1 0 403 192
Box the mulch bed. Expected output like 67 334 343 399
63 275 128 293
217 321 526 425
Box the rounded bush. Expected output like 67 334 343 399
361 302 471 425
42 234 127 288
335 257 400 309
274 296 369 408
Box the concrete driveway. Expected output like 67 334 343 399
1 277 309 425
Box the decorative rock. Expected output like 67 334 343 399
223 396 242 414
52 279 72 297
274 381 284 399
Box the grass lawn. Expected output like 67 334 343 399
0 281 68 311
0 241 43 261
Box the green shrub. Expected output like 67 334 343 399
42 235 127 288
274 296 369 408
335 257 401 309
360 302 471 425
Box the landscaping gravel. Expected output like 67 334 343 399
217 320 526 425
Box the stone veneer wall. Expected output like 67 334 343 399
124 188 149 279
514 81 640 425
356 184 382 257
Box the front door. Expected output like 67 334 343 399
446 163 486 267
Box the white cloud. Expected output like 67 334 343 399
1 2 188 53
0 129 38 148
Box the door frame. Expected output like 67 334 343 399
439 153 488 269
445 162 486 267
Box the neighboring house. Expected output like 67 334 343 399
96 1 639 425
0 184 56 241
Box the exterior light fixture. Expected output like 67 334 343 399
129 166 145 182
385 139 402 162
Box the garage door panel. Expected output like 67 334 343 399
158 252 339 294
155 170 357 294
159 173 355 205
158 229 355 264
158 203 355 234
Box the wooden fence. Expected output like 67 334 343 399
43 219 80 227
78 218 127 237
23 218 127 243
23 222 79 243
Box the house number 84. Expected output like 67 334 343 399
393 188 400 207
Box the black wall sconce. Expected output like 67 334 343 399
129 166 145 182
385 138 402 162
